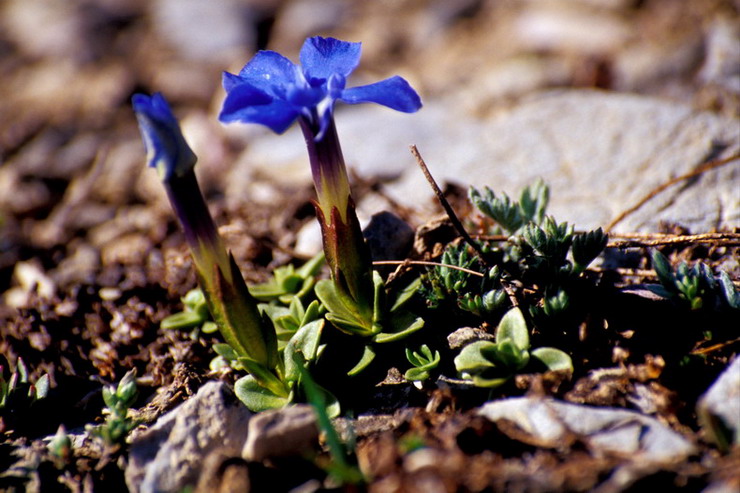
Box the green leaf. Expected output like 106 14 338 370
237 358 289 398
347 345 376 376
160 310 208 330
234 375 290 412
651 250 677 293
719 272 740 309
454 341 498 373
531 347 573 372
404 367 431 381
213 343 239 362
316 279 376 337
373 311 424 343
284 319 325 383
389 277 422 313
34 374 49 400
296 252 326 279
495 307 530 350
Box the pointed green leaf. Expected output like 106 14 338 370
234 375 290 412
347 345 376 376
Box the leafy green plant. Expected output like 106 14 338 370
421 243 507 317
454 307 572 388
249 253 324 304
89 369 139 446
318 273 425 376
160 288 218 333
0 356 49 412
650 250 739 310
48 425 73 468
469 178 549 234
404 344 441 382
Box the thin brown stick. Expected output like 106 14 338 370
607 232 740 248
475 232 740 248
605 153 740 232
410 145 490 266
372 260 485 277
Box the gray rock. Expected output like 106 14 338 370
363 211 415 262
229 91 738 234
151 0 255 63
242 404 318 462
447 327 494 350
697 357 740 451
477 396 695 464
125 381 252 493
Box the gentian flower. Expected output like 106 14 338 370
133 93 282 392
219 36 422 336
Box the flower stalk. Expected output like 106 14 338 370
133 93 280 379
299 117 374 324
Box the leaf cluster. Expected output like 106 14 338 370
650 250 739 311
453 307 572 388
0 356 49 414
421 243 507 317
404 344 441 382
89 369 139 446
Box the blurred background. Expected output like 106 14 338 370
1 0 738 299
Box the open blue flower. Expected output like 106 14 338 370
132 93 197 182
219 36 422 139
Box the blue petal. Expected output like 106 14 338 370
300 36 361 81
340 76 422 113
219 85 300 134
132 93 197 180
236 50 301 96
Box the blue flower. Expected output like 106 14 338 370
219 36 422 139
132 93 197 181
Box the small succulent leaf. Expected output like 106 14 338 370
373 311 424 343
237 358 289 398
495 307 530 350
295 252 326 279
234 375 290 412
531 347 573 372
34 374 50 400
471 374 511 388
572 227 608 272
248 281 285 301
347 345 376 376
645 284 672 299
719 272 740 309
213 343 239 362
454 341 498 373
651 250 677 292
160 310 208 330
102 386 116 409
389 277 422 313
302 300 322 325
420 344 434 361
405 347 422 367
17 357 28 384
284 319 325 382
700 263 717 291
316 279 376 336
289 297 305 324
404 367 431 381
202 321 219 333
